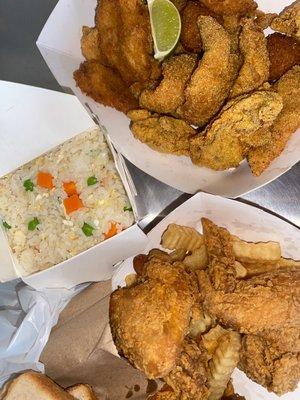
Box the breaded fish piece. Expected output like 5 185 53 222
109 259 198 379
181 1 223 53
178 16 239 127
95 0 160 86
271 0 300 40
267 33 300 82
139 55 197 114
80 27 100 61
200 0 257 16
129 113 197 155
74 61 138 113
247 66 300 176
230 18 270 98
190 91 283 171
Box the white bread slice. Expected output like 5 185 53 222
66 384 99 400
0 371 74 400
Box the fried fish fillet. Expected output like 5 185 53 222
271 0 300 40
200 0 257 16
139 55 197 114
178 16 239 127
74 61 138 113
247 66 300 175
181 1 223 53
129 112 197 156
190 91 283 170
95 0 160 86
109 259 198 379
230 18 270 98
267 33 300 82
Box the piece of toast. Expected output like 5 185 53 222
66 384 99 400
0 371 74 400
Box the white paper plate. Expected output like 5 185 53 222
37 0 300 197
112 192 300 400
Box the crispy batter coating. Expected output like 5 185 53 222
109 259 198 379
178 16 239 127
230 18 270 98
198 269 300 335
239 334 300 395
247 66 300 175
165 337 210 400
73 61 138 113
181 1 223 53
202 218 236 293
267 33 300 82
271 0 300 40
130 113 197 156
139 55 197 114
149 385 179 400
171 0 187 12
95 0 160 85
80 27 100 61
200 0 257 16
190 91 283 170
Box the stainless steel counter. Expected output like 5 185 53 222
0 0 299 228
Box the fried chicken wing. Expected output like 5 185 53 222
177 16 239 127
181 1 223 53
139 55 197 114
200 0 257 16
190 91 283 170
267 33 300 82
95 0 160 86
247 66 300 175
109 259 198 379
271 0 300 40
230 18 270 98
73 61 138 113
129 113 197 156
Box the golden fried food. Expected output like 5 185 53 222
73 61 138 113
190 91 283 170
149 385 179 400
139 55 197 114
247 66 300 175
178 16 239 127
198 269 300 334
200 0 257 16
271 0 300 40
239 333 300 395
171 0 187 12
130 113 197 156
181 1 223 53
109 259 198 379
267 33 300 82
165 337 210 400
80 27 100 61
161 223 204 252
201 218 236 293
230 18 270 98
95 0 160 86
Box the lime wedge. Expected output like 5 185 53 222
148 0 181 60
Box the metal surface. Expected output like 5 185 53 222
0 0 299 228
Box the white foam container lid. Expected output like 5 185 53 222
36 0 300 197
0 81 148 290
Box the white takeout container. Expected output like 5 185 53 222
36 0 300 197
0 81 148 290
112 192 300 400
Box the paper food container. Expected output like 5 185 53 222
41 192 300 400
36 0 300 197
0 81 148 290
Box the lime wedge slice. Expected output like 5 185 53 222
148 0 181 60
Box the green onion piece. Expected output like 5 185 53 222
23 179 34 191
2 221 11 230
82 222 94 237
123 206 133 212
87 176 98 186
28 217 39 231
